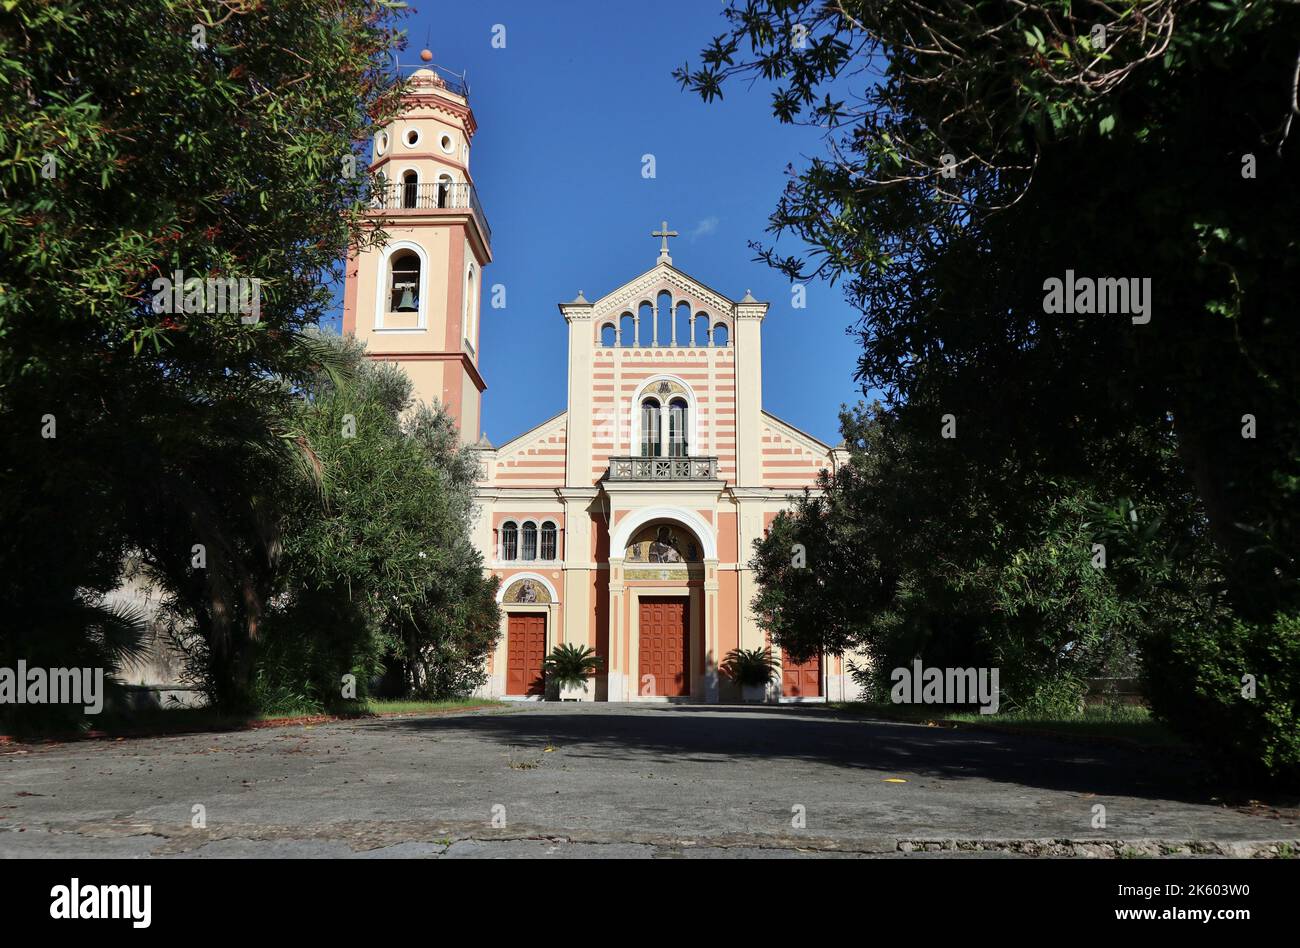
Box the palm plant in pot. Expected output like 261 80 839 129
543 643 603 701
721 647 778 703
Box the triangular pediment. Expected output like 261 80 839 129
494 409 567 458
586 262 738 323
761 409 833 454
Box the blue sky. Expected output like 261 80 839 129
332 0 870 446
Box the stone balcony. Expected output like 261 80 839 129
607 456 719 481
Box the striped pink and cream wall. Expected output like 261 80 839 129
760 419 832 489
589 348 737 485
493 417 568 486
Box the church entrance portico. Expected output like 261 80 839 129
606 507 719 702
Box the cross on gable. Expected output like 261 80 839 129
652 219 679 263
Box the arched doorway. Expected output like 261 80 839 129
495 574 558 700
608 508 717 702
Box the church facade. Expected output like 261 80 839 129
344 66 857 702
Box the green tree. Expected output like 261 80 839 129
686 0 1300 778
246 331 499 711
0 1 406 709
752 405 1193 712
679 0 1299 617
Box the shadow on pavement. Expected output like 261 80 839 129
376 703 1251 808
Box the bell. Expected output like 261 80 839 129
395 288 418 312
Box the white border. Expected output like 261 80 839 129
494 571 560 604
610 506 718 561
373 239 428 331
629 375 699 458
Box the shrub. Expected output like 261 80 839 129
543 644 603 692
721 647 779 687
1144 611 1300 787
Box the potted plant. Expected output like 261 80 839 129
543 644 603 701
721 647 778 703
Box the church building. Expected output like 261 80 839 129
343 64 856 702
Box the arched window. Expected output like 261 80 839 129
540 521 557 560
389 250 420 312
668 398 689 457
401 170 418 209
713 322 730 346
501 522 518 561
640 398 661 457
619 312 636 347
436 174 452 208
693 313 709 347
638 300 655 347
600 323 617 347
658 291 674 346
675 301 691 347
463 262 478 348
521 522 538 561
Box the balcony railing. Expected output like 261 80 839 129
373 182 491 247
607 456 719 481
407 66 469 100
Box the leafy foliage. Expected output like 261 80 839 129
253 331 500 710
687 1 1299 779
1144 611 1300 785
752 406 1193 714
720 647 778 687
543 644 603 690
0 1 406 711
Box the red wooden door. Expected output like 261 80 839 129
638 597 689 697
506 613 546 696
781 649 822 697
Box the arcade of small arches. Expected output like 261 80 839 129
498 519 560 563
597 291 732 348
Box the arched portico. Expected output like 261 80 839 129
609 505 718 560
606 507 720 702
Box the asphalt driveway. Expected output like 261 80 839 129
0 703 1295 858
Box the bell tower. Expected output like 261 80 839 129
342 55 491 443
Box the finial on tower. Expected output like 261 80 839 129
420 48 433 62
652 220 679 265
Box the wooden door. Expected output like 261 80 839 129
781 649 822 697
638 597 689 697
506 613 546 696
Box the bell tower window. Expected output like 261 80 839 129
389 250 420 313
401 171 418 209
463 262 479 352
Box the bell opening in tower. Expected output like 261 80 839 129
389 250 420 313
